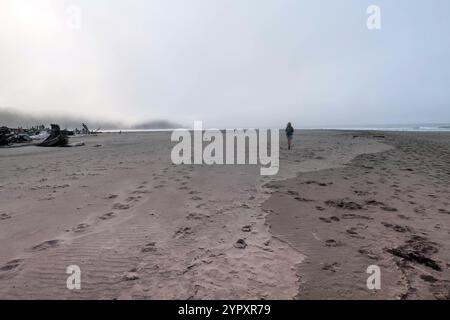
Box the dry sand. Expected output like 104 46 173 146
0 130 448 299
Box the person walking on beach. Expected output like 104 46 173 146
285 122 294 150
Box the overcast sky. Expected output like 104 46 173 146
0 0 449 128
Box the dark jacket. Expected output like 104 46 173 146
285 126 294 136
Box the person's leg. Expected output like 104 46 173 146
288 136 292 150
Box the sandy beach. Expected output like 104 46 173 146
0 130 449 299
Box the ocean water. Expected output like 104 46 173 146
101 124 450 133
319 124 450 132
100 129 177 133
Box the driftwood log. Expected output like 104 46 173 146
37 124 68 147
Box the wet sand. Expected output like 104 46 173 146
265 131 450 299
0 130 448 299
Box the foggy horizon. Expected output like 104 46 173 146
1 0 450 128
2 107 449 131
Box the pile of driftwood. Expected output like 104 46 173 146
0 126 12 146
0 122 101 148
0 124 69 147
37 124 69 147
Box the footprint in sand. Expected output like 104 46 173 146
353 190 369 197
263 182 283 190
319 217 332 223
174 227 193 238
73 223 90 233
381 222 411 233
322 262 340 272
341 213 373 220
325 239 342 247
99 212 115 220
0 259 22 272
420 274 438 283
381 206 398 212
325 199 363 210
132 189 150 194
112 203 131 210
186 212 210 220
0 212 12 220
30 240 62 252
125 196 140 203
365 200 386 206
141 242 157 253
322 216 340 223
191 196 203 201
39 195 56 201
295 197 315 202
346 228 364 239
305 180 331 187
358 247 378 260
104 194 118 199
